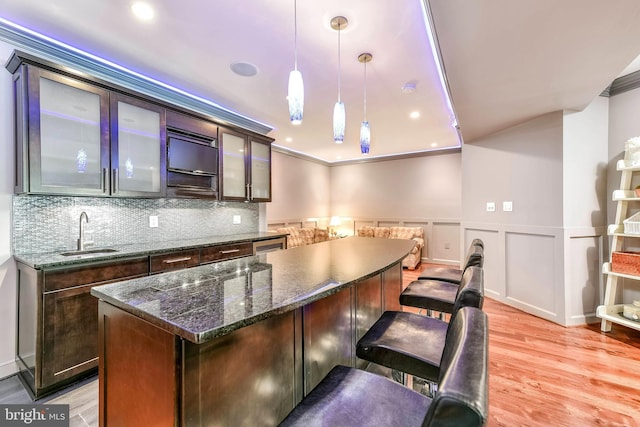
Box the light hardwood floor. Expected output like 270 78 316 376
405 266 640 427
2 264 638 426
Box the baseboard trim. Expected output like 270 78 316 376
0 359 19 379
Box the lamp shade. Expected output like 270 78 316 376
288 69 304 125
333 101 345 143
360 121 370 154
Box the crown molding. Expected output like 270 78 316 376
272 144 461 167
603 69 640 97
0 19 272 135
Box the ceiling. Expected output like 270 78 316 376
1 0 640 163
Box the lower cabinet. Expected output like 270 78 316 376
15 236 285 398
41 284 99 389
16 257 149 398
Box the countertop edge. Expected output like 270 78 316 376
91 238 413 344
14 232 288 269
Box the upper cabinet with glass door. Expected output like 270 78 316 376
14 66 111 196
249 136 272 202
9 58 166 197
110 93 166 197
219 127 272 202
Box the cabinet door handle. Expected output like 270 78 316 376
246 183 250 201
102 168 108 193
113 168 118 193
163 256 193 264
220 249 240 254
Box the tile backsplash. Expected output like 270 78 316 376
12 195 258 254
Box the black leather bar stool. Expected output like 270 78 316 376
417 238 484 283
400 241 483 317
356 266 483 385
279 307 489 427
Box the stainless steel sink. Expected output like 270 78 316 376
59 248 119 257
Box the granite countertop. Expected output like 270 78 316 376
14 232 287 269
91 236 414 344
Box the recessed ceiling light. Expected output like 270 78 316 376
230 62 258 77
285 137 293 142
131 2 154 21
430 142 438 147
410 111 420 119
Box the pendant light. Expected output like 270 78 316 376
358 53 372 154
330 16 348 144
288 0 304 125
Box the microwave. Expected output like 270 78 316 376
167 132 218 175
167 131 218 198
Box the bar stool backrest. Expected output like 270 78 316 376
452 266 484 317
462 241 484 274
423 306 488 426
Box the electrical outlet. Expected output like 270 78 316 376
233 215 241 225
486 202 496 212
149 215 159 228
503 201 513 212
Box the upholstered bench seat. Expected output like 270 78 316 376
357 226 424 269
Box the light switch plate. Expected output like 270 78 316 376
149 215 159 228
486 202 496 212
503 201 513 212
233 215 241 224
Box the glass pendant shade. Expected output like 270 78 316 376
288 69 304 125
360 121 370 154
333 101 345 143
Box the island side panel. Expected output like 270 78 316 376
382 261 403 312
182 310 299 426
354 275 383 369
302 287 354 394
98 301 180 427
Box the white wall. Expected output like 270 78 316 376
462 101 610 326
0 40 18 377
563 97 609 229
329 153 461 219
461 112 568 324
266 151 331 222
562 96 608 325
462 112 564 227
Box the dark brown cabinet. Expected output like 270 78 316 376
150 249 200 274
166 110 219 199
8 51 273 201
11 65 111 196
41 285 99 389
16 257 149 398
8 51 167 198
200 242 253 264
219 127 272 202
15 236 284 398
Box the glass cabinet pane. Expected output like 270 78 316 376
116 101 162 193
221 132 247 199
250 140 271 200
39 77 103 189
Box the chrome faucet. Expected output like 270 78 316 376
77 211 92 251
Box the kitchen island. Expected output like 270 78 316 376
91 236 414 426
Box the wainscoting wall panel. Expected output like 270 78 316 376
505 232 557 316
462 222 605 326
565 232 603 326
